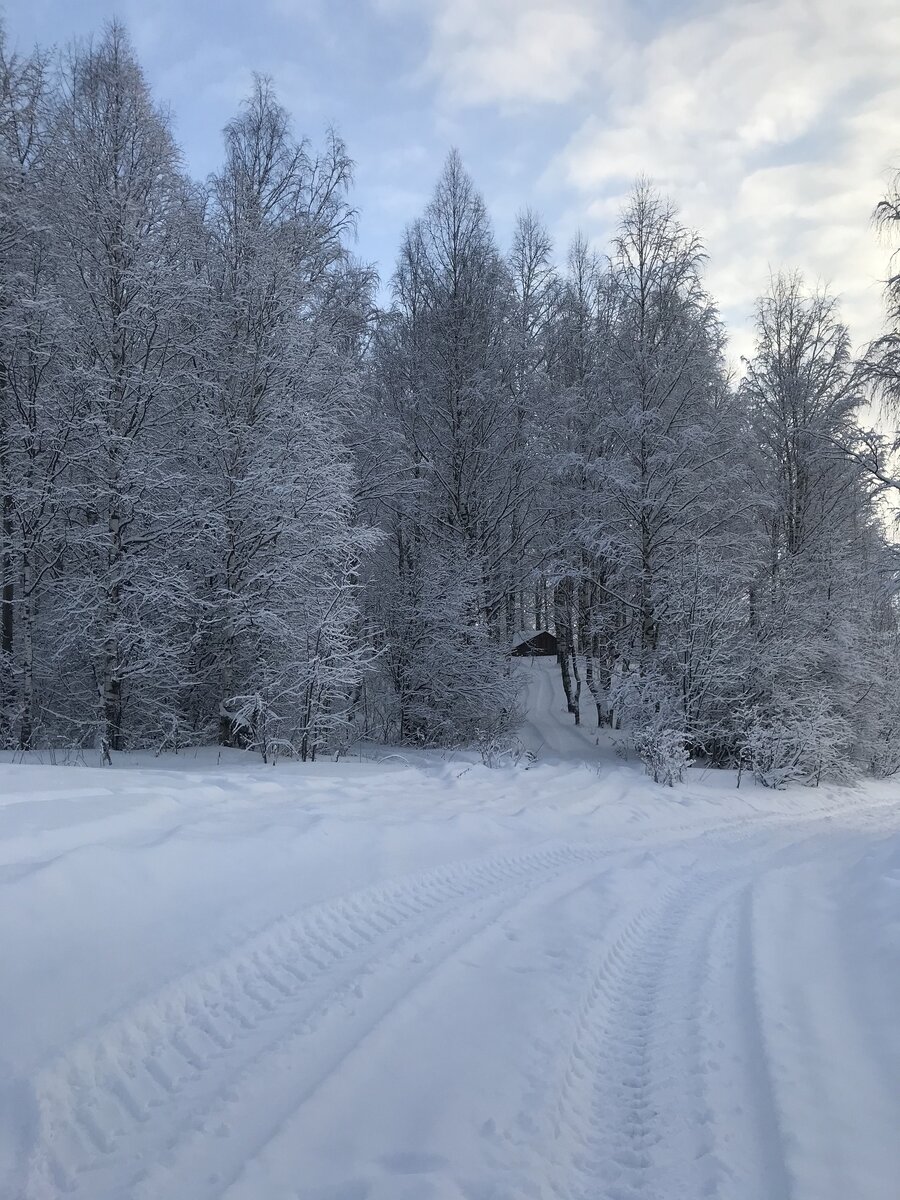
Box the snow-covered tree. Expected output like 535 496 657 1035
2 9 899 784
190 76 375 760
0 28 61 748
5 25 200 758
740 273 900 783
862 168 900 410
366 151 527 744
543 187 751 769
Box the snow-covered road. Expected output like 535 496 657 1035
2 666 900 1200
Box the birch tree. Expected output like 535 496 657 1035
367 151 526 745
863 168 900 409
740 273 899 782
563 185 749 764
46 24 199 759
193 77 375 760
0 29 60 747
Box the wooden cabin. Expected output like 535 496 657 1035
511 629 558 657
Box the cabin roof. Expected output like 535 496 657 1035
511 628 557 651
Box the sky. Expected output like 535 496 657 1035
5 0 900 366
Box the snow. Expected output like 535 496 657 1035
511 628 540 649
2 661 900 1200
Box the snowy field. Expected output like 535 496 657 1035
2 662 900 1200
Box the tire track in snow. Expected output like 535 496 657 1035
22 841 597 1200
538 870 729 1200
21 785 900 1200
708 880 793 1200
511 820 873 1200
198 853 622 1200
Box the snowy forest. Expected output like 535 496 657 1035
3 20 900 787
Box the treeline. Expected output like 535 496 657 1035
2 22 900 784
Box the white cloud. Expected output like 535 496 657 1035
383 0 610 107
546 0 900 360
399 0 900 360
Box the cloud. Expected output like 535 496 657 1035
381 0 609 107
399 0 900 359
546 0 900 359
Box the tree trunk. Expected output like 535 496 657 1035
0 393 14 739
554 580 578 721
640 517 656 658
19 549 35 749
99 497 125 762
